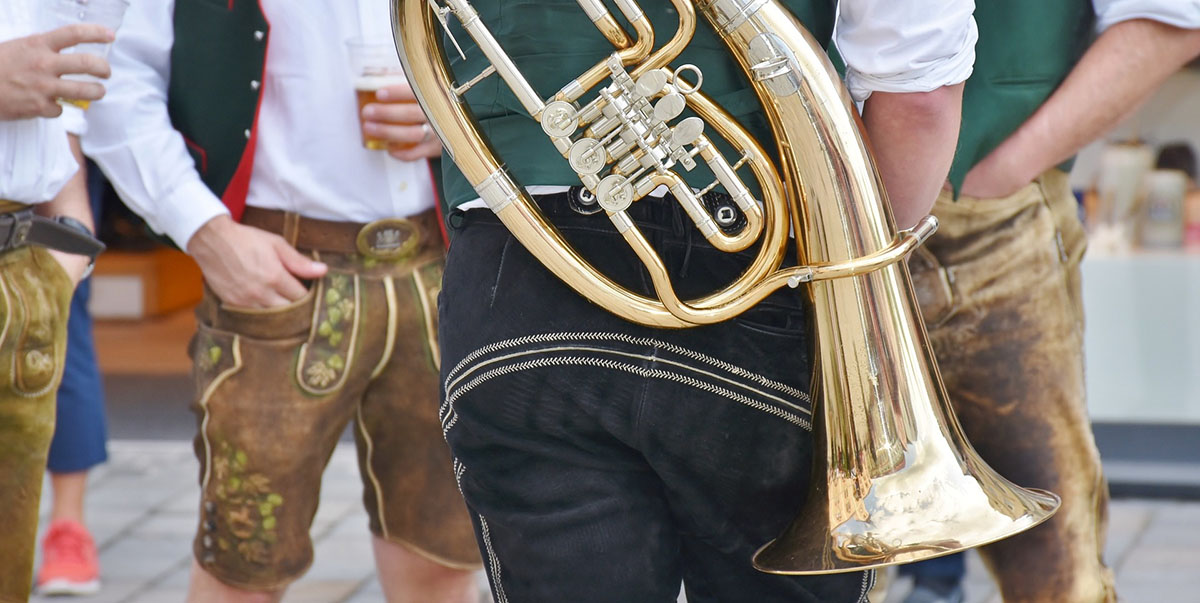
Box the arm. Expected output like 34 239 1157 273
862 84 966 228
0 24 112 121
82 0 325 308
836 0 977 228
962 19 1200 198
35 135 94 286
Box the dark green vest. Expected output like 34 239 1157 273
949 1 1096 192
442 1 836 210
168 0 269 217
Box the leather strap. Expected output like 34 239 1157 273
241 207 440 257
0 209 105 259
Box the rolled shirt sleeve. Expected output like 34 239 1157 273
1094 0 1200 32
836 0 978 102
79 0 229 250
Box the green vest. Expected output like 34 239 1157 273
442 1 835 210
949 1 1096 193
168 0 269 217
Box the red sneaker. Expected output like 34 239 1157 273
36 519 101 596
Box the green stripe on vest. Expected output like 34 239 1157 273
949 1 1096 193
441 1 835 210
168 0 269 200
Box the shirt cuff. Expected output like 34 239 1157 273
59 104 87 137
155 178 231 250
1096 1 1200 32
845 18 979 102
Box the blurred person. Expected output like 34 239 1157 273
0 3 110 600
431 0 977 601
903 3 1200 602
35 158 111 597
78 0 480 601
1154 142 1200 249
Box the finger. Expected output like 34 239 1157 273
389 139 443 162
361 101 426 125
364 121 426 146
35 99 65 119
52 52 110 79
275 240 328 280
255 290 296 309
375 83 416 103
41 24 114 51
271 271 310 302
51 79 106 103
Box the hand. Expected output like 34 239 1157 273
958 150 1035 200
187 215 328 309
46 249 91 287
361 82 444 161
0 24 114 120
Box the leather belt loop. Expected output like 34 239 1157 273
283 212 301 247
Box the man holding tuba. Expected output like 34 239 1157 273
431 0 977 600
903 2 1200 602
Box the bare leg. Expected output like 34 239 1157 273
186 560 285 603
372 536 477 603
48 471 89 523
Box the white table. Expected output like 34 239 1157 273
1082 251 1200 424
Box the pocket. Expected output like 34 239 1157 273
207 280 320 341
733 300 809 339
5 249 74 396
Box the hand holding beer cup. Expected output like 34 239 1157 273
347 38 443 161
0 24 113 120
38 0 130 110
361 83 443 161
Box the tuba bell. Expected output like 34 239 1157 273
393 0 1061 574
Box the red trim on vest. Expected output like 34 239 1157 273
426 161 449 248
181 135 209 174
222 1 270 222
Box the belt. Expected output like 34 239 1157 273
0 207 105 259
241 207 440 260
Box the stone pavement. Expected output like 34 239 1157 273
32 441 1200 603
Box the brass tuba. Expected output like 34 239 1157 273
393 0 1060 574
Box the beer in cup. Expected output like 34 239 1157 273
40 0 131 109
346 38 417 151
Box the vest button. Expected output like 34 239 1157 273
254 30 265 41
243 129 251 139
250 80 260 91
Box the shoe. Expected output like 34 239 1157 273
35 519 101 596
903 576 964 603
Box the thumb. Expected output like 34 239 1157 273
275 240 328 279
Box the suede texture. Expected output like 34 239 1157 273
910 169 1116 603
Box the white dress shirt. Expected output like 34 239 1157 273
0 0 78 205
82 0 434 250
1094 0 1200 31
836 0 978 102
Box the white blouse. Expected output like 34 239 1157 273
0 0 78 205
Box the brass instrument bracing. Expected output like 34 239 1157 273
393 0 1060 574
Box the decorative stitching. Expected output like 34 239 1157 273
441 354 811 435
198 335 244 489
857 569 875 603
446 331 808 401
479 515 509 603
445 344 811 418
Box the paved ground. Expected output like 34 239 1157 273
31 441 1200 603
